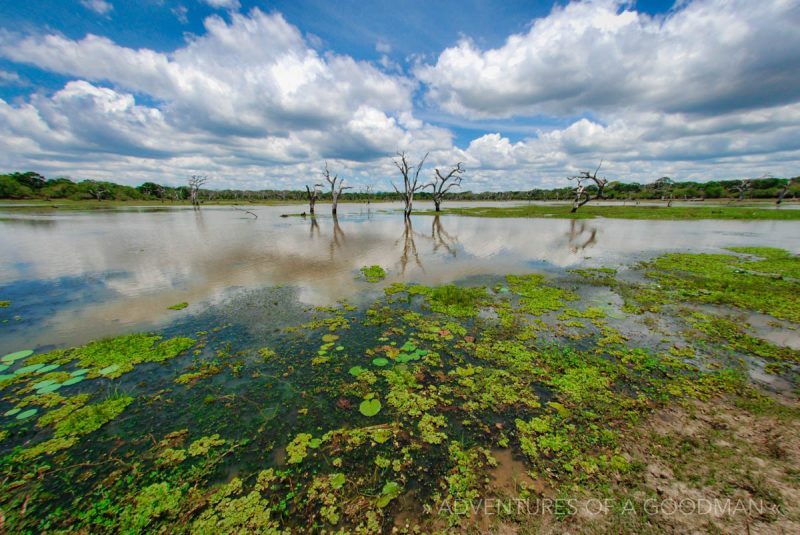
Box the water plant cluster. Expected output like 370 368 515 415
0 248 797 533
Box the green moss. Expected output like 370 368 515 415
644 250 800 322
408 284 488 317
188 434 226 456
360 265 387 282
286 433 314 463
506 274 578 315
119 482 182 532
687 312 800 362
26 333 195 378
54 395 133 437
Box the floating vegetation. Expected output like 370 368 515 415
16 408 38 420
168 302 189 310
0 249 798 533
2 349 34 363
0 300 10 307
358 398 382 417
360 265 387 282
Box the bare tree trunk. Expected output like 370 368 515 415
434 200 441 212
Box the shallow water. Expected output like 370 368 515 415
1 201 798 353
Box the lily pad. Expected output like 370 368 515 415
1 349 33 363
32 379 57 390
16 408 38 420
309 438 322 449
62 376 86 386
0 374 14 382
336 346 345 351
321 334 339 343
70 369 89 377
37 383 62 394
0 364 8 372
349 366 366 377
37 364 60 374
4 407 21 417
99 364 120 376
15 363 44 375
359 399 382 417
371 357 389 367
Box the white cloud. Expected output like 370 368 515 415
80 0 113 16
0 69 24 86
417 0 800 119
202 0 240 10
0 1 799 190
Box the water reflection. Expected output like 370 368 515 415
0 201 798 351
567 220 598 253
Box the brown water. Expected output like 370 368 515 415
1 201 798 353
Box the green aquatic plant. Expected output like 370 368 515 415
0 300 10 307
359 398 382 417
2 349 33 363
371 357 389 367
188 434 226 456
168 302 189 310
119 481 183 533
408 284 488 317
376 481 402 508
360 265 387 282
54 395 133 438
286 433 314 464
506 273 578 315
25 334 195 379
348 365 366 377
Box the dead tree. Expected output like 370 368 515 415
188 175 207 207
653 176 674 207
568 161 607 213
87 182 108 201
732 179 752 202
431 162 464 212
305 184 323 215
392 151 430 218
323 162 352 215
777 178 796 205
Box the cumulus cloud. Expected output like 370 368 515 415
202 0 240 10
80 0 113 16
0 9 453 187
417 0 800 119
0 1 799 190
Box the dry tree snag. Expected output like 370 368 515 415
431 162 464 212
568 161 608 213
323 162 352 215
188 175 207 207
777 178 796 205
653 176 674 207
305 184 323 215
87 182 108 201
392 151 430 218
732 179 752 202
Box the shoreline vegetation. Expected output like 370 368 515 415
420 203 800 220
3 198 799 221
0 248 798 533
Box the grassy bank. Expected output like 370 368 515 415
421 203 800 220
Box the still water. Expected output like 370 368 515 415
1 201 798 353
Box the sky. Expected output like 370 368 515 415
0 0 799 192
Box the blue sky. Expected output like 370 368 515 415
0 0 798 191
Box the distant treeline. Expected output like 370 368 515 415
1 171 798 202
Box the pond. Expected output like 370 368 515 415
1 201 797 354
1 202 799 533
